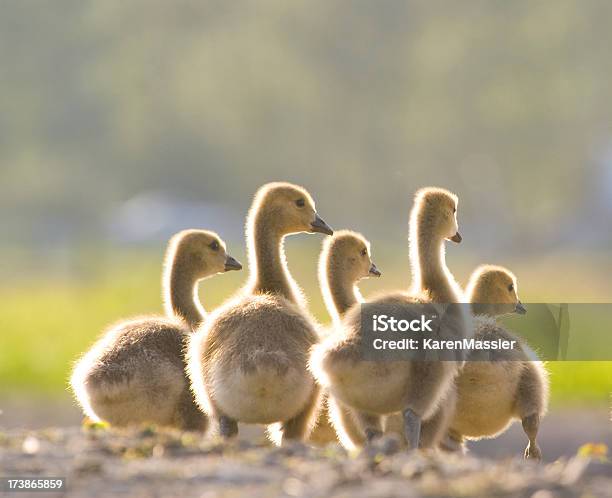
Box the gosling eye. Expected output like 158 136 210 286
360 248 367 257
453 207 457 214
210 240 220 251
295 198 305 208
508 283 514 292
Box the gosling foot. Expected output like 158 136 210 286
524 441 542 461
365 428 383 443
440 433 464 453
219 415 238 439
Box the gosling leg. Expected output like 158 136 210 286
219 415 238 439
327 396 367 448
281 384 321 442
522 413 542 460
175 386 208 432
354 411 383 443
418 386 456 449
403 408 421 450
516 363 546 460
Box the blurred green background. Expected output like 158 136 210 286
1 0 611 411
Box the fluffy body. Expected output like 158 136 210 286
71 316 204 429
315 296 461 415
451 323 548 440
190 294 319 425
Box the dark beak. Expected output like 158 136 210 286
449 232 462 243
310 214 333 235
224 255 242 272
515 301 527 315
369 263 381 277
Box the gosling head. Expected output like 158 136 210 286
411 187 461 243
466 264 526 317
166 229 242 281
250 182 333 236
322 230 381 283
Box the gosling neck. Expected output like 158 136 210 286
412 228 459 304
325 262 361 323
164 260 205 330
249 213 301 304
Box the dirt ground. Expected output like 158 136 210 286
1 395 610 460
1 425 611 498
1 397 611 498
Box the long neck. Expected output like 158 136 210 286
325 263 362 323
164 261 204 330
249 213 300 304
411 227 459 303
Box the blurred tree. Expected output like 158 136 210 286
1 0 611 251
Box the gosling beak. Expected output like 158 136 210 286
310 214 334 235
449 232 462 243
224 255 242 272
369 263 381 277
515 301 527 315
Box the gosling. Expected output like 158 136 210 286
70 230 241 431
310 230 381 446
447 265 548 460
187 182 333 443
